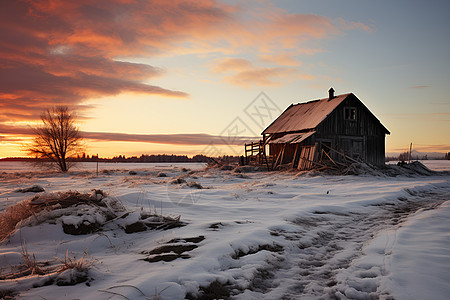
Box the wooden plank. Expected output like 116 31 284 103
304 147 310 169
308 146 315 169
307 147 312 168
298 146 309 170
310 146 316 169
305 147 311 169
279 144 286 166
300 145 318 170
297 146 328 170
263 147 270 171
313 143 319 163
298 147 305 170
323 149 338 167
273 144 285 169
321 143 359 163
291 143 299 168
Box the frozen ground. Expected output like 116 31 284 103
0 161 449 299
386 160 450 172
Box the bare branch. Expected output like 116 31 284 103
26 106 84 172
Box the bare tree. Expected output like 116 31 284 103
27 106 83 172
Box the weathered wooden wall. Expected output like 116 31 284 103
268 94 388 166
314 94 387 165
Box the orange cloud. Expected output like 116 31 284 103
24 0 235 57
268 14 338 39
0 135 25 143
83 132 256 146
0 0 372 124
213 57 314 87
225 67 299 87
213 9 371 55
205 7 371 86
1 0 233 123
0 124 256 146
259 53 303 66
213 58 254 72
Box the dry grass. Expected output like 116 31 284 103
1 246 95 281
0 200 35 242
0 191 108 241
21 242 45 276
99 284 171 300
0 242 46 280
56 250 96 273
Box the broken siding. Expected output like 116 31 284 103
297 144 319 170
269 131 316 144
269 134 314 164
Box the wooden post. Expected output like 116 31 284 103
409 143 412 163
274 144 286 168
96 153 99 176
262 142 270 171
245 143 248 162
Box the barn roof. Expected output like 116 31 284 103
269 131 316 144
263 93 351 134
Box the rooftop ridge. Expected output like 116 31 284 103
294 93 352 106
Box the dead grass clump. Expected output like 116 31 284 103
1 246 95 284
0 200 34 242
0 243 47 280
21 243 45 276
56 250 96 273
0 191 108 241
29 190 106 209
100 284 171 300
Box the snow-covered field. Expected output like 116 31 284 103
386 160 450 172
0 161 449 299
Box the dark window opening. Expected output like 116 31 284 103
344 107 356 121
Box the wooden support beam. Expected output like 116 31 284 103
279 144 286 166
299 156 330 169
321 143 359 163
292 143 299 168
273 144 285 169
322 149 338 167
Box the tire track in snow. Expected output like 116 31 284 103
239 188 448 300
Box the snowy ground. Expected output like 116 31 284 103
0 161 449 299
386 160 450 172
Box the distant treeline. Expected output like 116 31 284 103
74 153 211 163
385 152 450 162
1 154 240 164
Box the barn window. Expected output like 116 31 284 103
344 107 356 121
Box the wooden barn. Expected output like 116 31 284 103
245 88 390 170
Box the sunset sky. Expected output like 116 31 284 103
1 0 449 158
